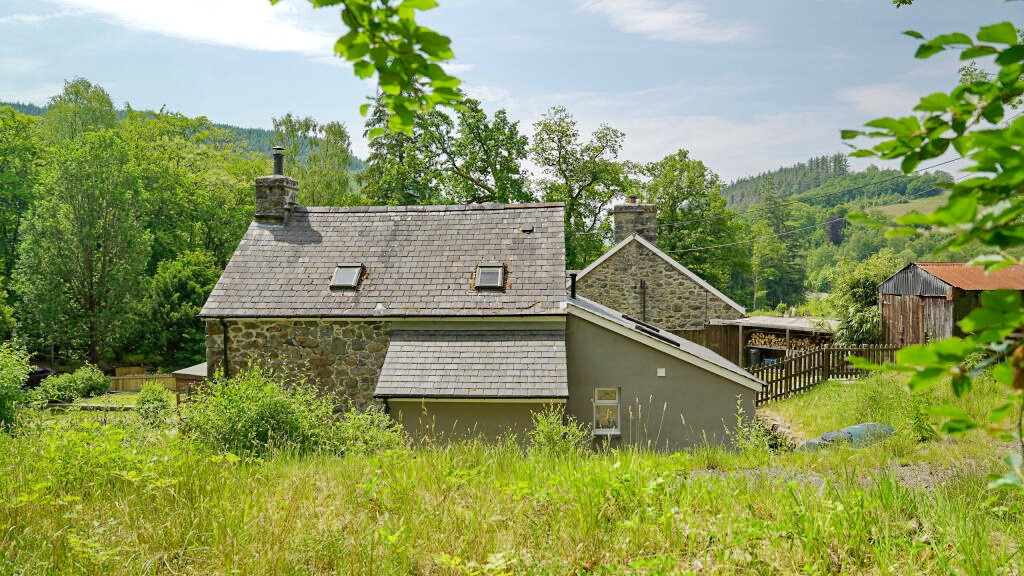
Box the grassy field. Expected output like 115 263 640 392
874 192 951 219
1 373 1021 575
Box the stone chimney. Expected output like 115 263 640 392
612 195 657 245
255 146 298 224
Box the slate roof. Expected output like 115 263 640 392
566 296 763 391
373 330 568 398
200 203 566 318
575 233 746 315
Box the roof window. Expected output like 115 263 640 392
331 263 364 289
475 263 505 289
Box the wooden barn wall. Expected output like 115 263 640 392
881 294 953 346
704 324 739 365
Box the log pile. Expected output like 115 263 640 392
745 331 830 351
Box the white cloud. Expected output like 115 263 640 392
576 0 753 44
836 82 921 118
46 0 335 57
0 82 65 105
0 57 44 75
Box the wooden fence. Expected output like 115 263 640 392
751 344 899 405
108 373 176 393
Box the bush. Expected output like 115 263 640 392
136 382 175 428
32 363 111 404
331 405 408 455
0 341 31 431
181 365 335 457
528 405 589 455
73 364 110 397
33 373 82 404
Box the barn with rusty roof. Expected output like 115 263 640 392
879 262 1024 346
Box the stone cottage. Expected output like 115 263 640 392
199 157 762 449
573 199 745 343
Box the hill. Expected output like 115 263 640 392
723 154 951 212
0 100 364 170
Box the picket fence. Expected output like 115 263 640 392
751 344 899 404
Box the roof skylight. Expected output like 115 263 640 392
331 263 364 289
475 263 505 289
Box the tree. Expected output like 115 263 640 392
748 177 806 307
14 131 152 364
38 78 118 144
273 113 363 206
638 149 747 291
418 98 532 204
118 107 260 269
844 21 1024 487
0 106 42 283
531 106 631 269
360 96 440 206
827 249 903 345
140 250 221 369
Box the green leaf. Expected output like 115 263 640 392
353 60 375 79
864 117 905 133
931 32 974 47
915 93 955 112
977 22 1018 45
915 43 946 59
359 103 371 117
840 129 863 139
995 44 1024 65
987 402 1015 422
400 0 439 9
903 30 925 40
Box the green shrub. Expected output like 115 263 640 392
181 365 335 457
33 372 82 404
0 341 31 431
137 382 175 428
528 405 589 455
32 363 111 404
331 405 408 455
73 364 110 398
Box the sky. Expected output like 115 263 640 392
1 0 1020 181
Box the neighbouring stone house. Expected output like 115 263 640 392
574 199 745 342
199 157 762 449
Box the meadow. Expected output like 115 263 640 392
0 371 1020 575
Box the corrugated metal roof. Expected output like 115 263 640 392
879 263 950 297
707 315 838 334
916 262 1024 291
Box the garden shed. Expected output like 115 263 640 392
879 262 1024 346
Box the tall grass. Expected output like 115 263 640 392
0 420 1020 574
1 370 1020 574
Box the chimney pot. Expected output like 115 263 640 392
272 146 286 176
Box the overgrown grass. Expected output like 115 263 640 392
0 371 1020 575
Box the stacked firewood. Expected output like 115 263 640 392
746 331 829 350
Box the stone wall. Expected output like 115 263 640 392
577 241 742 335
205 318 390 408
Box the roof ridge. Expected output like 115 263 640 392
296 202 564 214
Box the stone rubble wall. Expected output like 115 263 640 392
205 318 390 408
577 241 742 334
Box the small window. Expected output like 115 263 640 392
475 263 505 289
593 387 620 435
331 263 364 289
